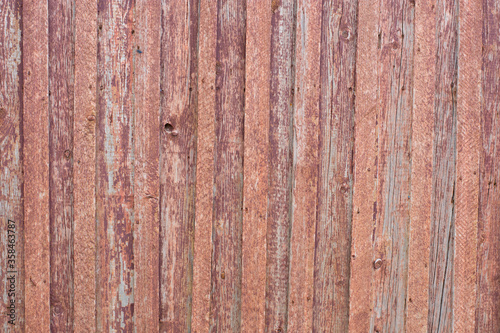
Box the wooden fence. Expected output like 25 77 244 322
0 0 498 332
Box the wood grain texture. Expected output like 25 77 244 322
73 0 97 331
209 0 246 331
48 0 74 330
0 0 23 331
158 0 199 331
350 0 414 332
407 0 435 331
312 0 356 331
192 0 216 331
265 1 296 331
134 0 161 332
476 0 500 330
241 1 270 332
428 0 458 330
95 0 135 330
454 0 481 330
23 0 50 331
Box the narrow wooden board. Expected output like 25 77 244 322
192 0 216 332
287 0 321 331
407 0 435 331
95 0 135 330
476 1 500 330
428 0 458 330
158 0 199 331
454 0 482 330
23 0 50 331
134 0 161 332
48 0 74 330
73 0 97 331
209 0 246 331
0 0 24 331
241 1 271 332
312 0 357 332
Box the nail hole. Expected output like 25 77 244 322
164 123 174 133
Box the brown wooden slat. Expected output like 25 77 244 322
23 0 50 330
428 0 458 330
407 0 435 330
95 0 135 330
454 0 481 330
0 0 24 331
73 0 97 331
241 0 271 332
48 0 74 330
192 0 217 331
476 0 500 330
349 0 414 331
134 0 161 332
158 0 199 331
209 0 246 331
287 0 321 331
312 0 357 332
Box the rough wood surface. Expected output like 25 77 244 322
95 0 135 330
428 0 458 330
241 1 270 332
192 0 216 332
23 0 50 331
209 0 246 331
0 0 23 331
312 0 356 331
158 0 199 331
134 0 161 332
407 0 435 331
48 0 74 330
476 0 500 330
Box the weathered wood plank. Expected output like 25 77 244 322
265 1 296 331
48 0 74 330
241 1 271 332
454 0 481 330
23 0 50 330
407 0 435 331
158 0 199 331
0 0 23 331
476 0 500 330
95 0 135 330
287 0 321 331
350 0 414 331
192 0 216 331
312 0 357 332
134 0 161 332
73 0 97 331
428 0 458 330
209 0 246 331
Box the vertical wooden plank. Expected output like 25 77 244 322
0 0 24 331
209 0 246 331
287 0 320 331
265 1 296 331
407 0 435 331
349 0 414 331
48 0 74 330
134 0 161 332
95 0 135 331
192 0 216 331
73 0 97 331
454 0 481 330
428 0 458 330
23 0 50 330
241 0 270 332
476 0 500 330
158 0 199 331
312 0 357 331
